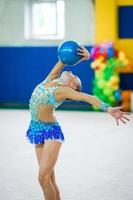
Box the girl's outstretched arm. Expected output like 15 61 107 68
46 61 66 81
62 87 130 125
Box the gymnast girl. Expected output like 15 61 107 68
26 46 130 200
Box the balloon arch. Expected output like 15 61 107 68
90 42 129 110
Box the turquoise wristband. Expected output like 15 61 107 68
100 101 110 112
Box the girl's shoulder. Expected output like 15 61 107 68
42 76 52 84
56 86 76 100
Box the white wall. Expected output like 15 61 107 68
0 0 95 46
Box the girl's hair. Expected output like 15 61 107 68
65 76 82 101
74 75 82 92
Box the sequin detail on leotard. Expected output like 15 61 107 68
26 77 65 144
29 77 63 121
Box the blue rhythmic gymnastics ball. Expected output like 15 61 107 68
58 40 82 66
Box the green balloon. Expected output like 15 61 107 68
95 71 104 79
103 88 113 96
96 93 107 102
97 80 106 89
93 105 100 111
93 87 100 95
109 95 117 104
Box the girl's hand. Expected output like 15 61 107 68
77 46 90 62
107 106 130 126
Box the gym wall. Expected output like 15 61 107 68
0 0 94 110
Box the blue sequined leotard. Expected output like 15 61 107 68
26 77 65 144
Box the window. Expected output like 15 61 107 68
25 0 65 40
118 6 133 38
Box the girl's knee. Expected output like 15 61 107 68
38 173 50 187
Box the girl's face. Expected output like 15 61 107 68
60 71 81 90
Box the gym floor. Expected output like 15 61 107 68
0 109 133 200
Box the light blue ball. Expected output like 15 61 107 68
58 40 82 66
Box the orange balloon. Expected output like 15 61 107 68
122 102 131 112
121 91 131 101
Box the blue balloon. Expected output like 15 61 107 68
114 90 122 101
107 47 114 58
58 40 82 66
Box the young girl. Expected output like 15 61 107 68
26 46 130 200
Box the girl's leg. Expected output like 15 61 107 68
35 143 43 166
35 141 62 200
35 143 61 199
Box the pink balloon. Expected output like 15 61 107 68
90 46 100 59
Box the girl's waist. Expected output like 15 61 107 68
28 119 61 132
30 119 59 127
